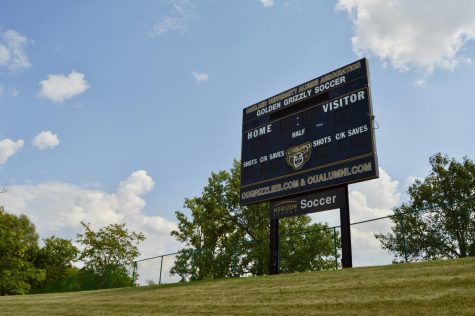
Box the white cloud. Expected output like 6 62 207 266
260 0 275 7
336 0 475 73
38 70 90 103
32 131 60 150
0 85 20 97
0 170 180 267
349 169 401 265
116 170 155 216
150 0 197 37
351 169 400 214
414 79 427 87
0 29 31 73
0 138 24 165
151 16 189 37
191 71 209 84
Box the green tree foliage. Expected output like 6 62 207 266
76 222 145 288
32 237 79 293
279 216 337 273
0 206 147 294
376 153 475 261
170 160 338 281
0 207 45 295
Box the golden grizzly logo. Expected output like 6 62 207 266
285 142 312 170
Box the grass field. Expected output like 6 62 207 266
1 257 474 315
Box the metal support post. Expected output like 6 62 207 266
159 255 164 284
269 218 279 275
340 185 353 268
333 226 338 269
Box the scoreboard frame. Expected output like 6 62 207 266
240 58 379 206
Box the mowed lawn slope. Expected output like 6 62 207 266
1 258 474 315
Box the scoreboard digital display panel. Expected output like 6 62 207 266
240 58 379 205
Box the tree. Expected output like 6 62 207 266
0 207 45 295
170 160 338 281
76 222 145 289
33 237 79 293
376 153 475 262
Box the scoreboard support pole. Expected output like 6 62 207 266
340 185 353 268
269 217 279 275
268 185 353 272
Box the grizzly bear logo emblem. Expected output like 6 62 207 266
285 142 312 170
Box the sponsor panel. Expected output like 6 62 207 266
270 186 346 219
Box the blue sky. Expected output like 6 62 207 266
1 0 475 275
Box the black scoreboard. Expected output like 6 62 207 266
240 58 379 205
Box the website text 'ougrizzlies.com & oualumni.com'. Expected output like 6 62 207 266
241 162 372 201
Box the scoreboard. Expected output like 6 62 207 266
240 58 379 205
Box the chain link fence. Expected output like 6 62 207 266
129 213 401 285
132 253 181 285
130 196 475 286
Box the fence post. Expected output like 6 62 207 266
159 255 164 285
333 226 338 269
132 261 138 285
400 219 408 263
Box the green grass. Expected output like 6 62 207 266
1 258 475 315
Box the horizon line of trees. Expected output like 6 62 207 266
2 152 473 294
0 210 144 295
